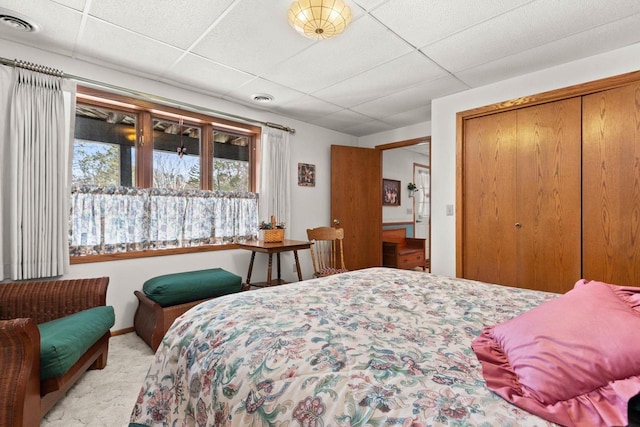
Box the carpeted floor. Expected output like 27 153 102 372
41 332 154 427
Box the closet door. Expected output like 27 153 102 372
516 98 582 293
462 99 581 292
463 111 518 287
583 83 640 286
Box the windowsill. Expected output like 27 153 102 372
69 243 240 264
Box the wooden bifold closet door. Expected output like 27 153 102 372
583 83 640 286
462 98 582 293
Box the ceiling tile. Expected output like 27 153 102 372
312 51 447 108
422 0 640 73
381 105 431 128
51 0 86 11
272 95 343 122
76 17 183 77
1 1 639 137
163 53 255 96
192 0 315 76
309 109 376 130
262 14 413 93
456 13 640 87
88 0 236 49
371 0 532 48
352 75 467 119
351 0 391 11
0 2 81 54
341 119 395 137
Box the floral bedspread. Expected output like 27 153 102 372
130 267 558 427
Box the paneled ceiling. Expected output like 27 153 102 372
0 0 639 136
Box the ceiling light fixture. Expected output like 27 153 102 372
288 0 352 40
252 93 274 103
0 9 39 32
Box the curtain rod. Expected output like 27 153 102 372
0 57 296 134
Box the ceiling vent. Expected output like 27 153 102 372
251 93 274 103
0 9 39 32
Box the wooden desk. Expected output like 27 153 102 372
237 239 311 287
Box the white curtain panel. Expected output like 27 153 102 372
419 170 429 217
0 65 11 279
259 127 291 234
0 65 76 280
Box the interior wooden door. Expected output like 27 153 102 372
583 83 640 286
331 145 381 270
462 111 518 287
516 98 582 293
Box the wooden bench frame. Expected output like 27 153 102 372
134 291 211 351
134 282 250 352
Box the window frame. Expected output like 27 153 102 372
71 86 261 264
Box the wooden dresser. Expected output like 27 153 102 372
382 228 426 270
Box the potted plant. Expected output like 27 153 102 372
259 215 285 242
407 182 417 197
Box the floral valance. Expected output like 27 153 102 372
69 185 259 256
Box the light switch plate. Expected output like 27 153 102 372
446 204 454 216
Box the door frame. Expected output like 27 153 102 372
377 136 431 264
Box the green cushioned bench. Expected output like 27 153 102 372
39 306 115 380
133 268 246 351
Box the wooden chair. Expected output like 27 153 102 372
306 226 348 277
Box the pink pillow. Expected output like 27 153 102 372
472 280 640 427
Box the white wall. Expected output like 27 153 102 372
0 39 358 330
431 41 640 277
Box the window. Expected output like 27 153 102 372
73 105 136 187
70 87 261 261
212 131 250 192
152 117 201 190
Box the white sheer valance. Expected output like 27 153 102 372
69 186 259 256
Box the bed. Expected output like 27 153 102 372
129 267 640 426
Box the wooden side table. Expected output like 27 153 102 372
237 239 311 287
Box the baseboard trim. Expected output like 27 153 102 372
111 326 134 336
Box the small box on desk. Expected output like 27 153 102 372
260 228 284 242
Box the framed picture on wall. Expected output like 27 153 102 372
298 163 315 187
382 178 401 206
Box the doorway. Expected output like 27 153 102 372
379 138 431 268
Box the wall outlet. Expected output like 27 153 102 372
406 208 412 215
446 204 454 216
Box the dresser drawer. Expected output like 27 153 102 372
398 252 424 269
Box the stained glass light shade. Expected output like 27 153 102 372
288 0 352 40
